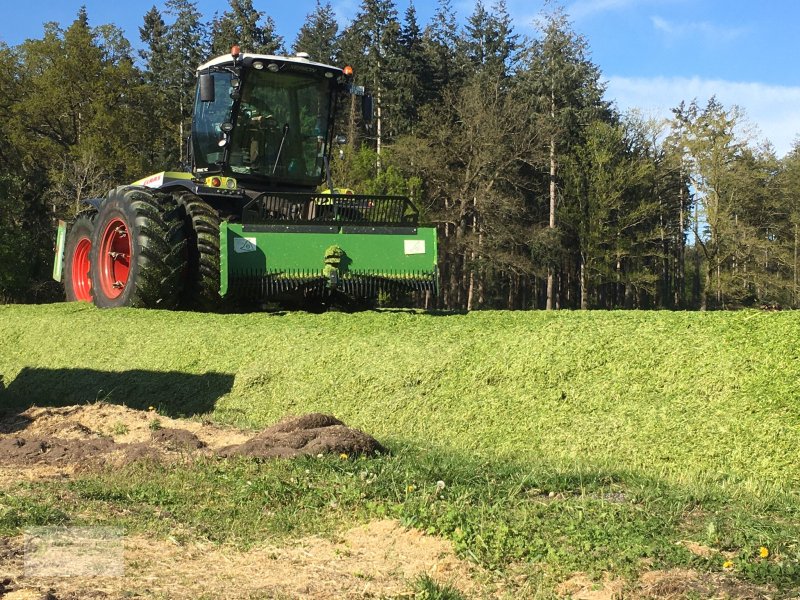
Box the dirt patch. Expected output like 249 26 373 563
0 404 384 482
638 567 774 598
556 568 775 599
679 540 715 559
0 437 117 468
0 519 480 599
556 573 624 600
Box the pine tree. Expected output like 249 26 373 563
164 0 207 166
139 6 169 81
293 0 339 64
678 97 751 309
139 7 173 168
392 3 431 135
421 0 463 96
521 8 609 309
462 0 519 76
209 0 284 56
338 0 402 163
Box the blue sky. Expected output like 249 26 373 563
2 0 799 156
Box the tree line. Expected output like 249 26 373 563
1 0 798 310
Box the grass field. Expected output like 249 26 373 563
2 303 800 596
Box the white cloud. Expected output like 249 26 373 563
650 15 747 42
568 0 683 20
569 0 639 19
606 75 800 156
331 0 359 27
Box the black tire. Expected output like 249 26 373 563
90 186 187 309
174 191 221 311
63 211 97 302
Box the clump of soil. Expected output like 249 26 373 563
150 428 205 451
217 413 386 459
0 404 384 480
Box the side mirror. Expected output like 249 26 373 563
361 95 374 124
199 73 215 102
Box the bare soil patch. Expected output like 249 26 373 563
556 568 775 599
0 519 479 599
0 404 384 482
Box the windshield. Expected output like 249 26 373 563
192 71 235 169
229 69 333 185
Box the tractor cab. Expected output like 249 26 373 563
191 48 345 191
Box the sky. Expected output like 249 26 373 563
2 0 799 157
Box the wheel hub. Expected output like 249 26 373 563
99 218 131 299
70 237 92 302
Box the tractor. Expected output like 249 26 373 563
53 47 438 310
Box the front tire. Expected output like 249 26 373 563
90 186 186 309
63 211 97 302
174 191 221 311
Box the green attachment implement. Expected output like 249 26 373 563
53 220 68 282
219 192 438 302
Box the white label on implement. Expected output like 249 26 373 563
234 237 257 253
404 240 426 255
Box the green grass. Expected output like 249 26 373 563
2 303 800 592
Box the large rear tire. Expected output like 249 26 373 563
63 211 97 302
90 186 186 309
174 191 221 311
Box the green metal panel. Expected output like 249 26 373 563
220 221 230 296
219 221 437 295
52 220 67 282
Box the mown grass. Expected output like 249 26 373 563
2 303 800 592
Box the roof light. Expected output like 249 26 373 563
343 65 354 77
267 63 279 72
231 45 241 58
253 61 264 70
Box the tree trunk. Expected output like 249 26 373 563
178 95 184 164
580 254 588 310
467 267 475 311
547 90 557 311
376 87 382 174
347 94 358 151
675 179 686 308
702 264 712 311
547 137 557 310
794 223 798 308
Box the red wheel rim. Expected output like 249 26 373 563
70 237 92 301
98 217 131 300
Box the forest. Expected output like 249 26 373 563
1 0 799 311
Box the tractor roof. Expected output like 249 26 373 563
196 53 343 76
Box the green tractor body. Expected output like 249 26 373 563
54 49 438 309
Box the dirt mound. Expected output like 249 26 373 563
0 404 384 481
150 428 205 451
217 413 385 459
